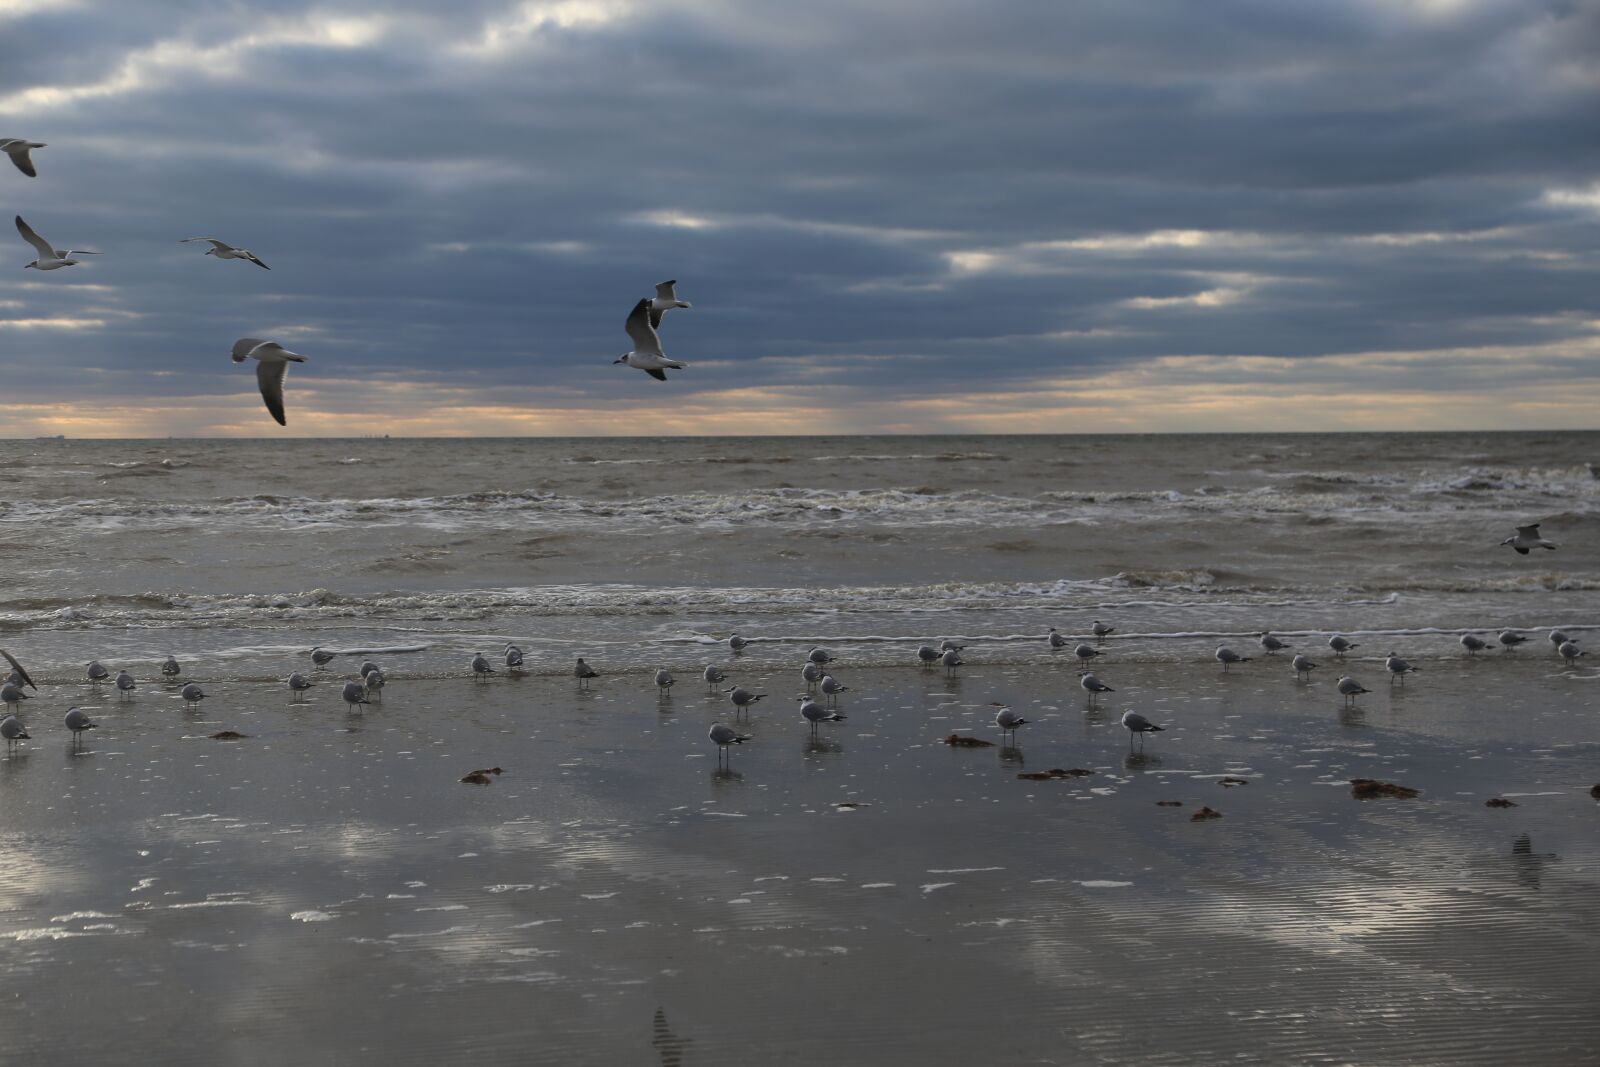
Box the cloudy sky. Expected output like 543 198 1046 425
1 0 1596 436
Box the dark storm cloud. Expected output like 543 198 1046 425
0 0 1596 432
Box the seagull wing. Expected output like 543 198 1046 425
5 145 37 177
0 649 36 690
624 298 663 356
654 280 678 301
256 359 290 426
243 251 270 270
1516 524 1541 537
15 215 53 257
60 249 102 256
649 307 665 330
231 337 267 363
644 367 668 382
182 237 232 251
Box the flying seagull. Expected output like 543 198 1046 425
16 215 100 270
182 237 270 270
648 279 692 328
0 139 44 177
615 298 687 381
231 337 307 427
1501 524 1556 555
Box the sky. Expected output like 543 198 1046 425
0 0 1597 436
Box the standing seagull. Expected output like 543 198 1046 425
287 672 314 698
64 707 96 745
708 722 750 764
180 683 205 705
648 280 692 328
364 669 385 701
993 703 1029 743
941 647 963 676
1548 629 1570 653
615 298 687 381
341 680 369 712
1459 634 1495 656
728 634 748 653
181 237 270 270
1336 676 1370 705
575 657 599 689
655 669 676 695
798 697 844 733
1120 710 1164 748
1498 630 1528 651
916 645 940 670
115 670 136 699
162 655 181 678
1558 640 1585 665
310 647 336 667
16 215 100 270
1327 635 1357 658
471 653 496 681
1215 646 1250 671
801 662 824 691
819 675 850 705
1048 628 1068 649
0 682 28 708
86 660 109 684
1258 632 1291 654
1078 670 1114 704
1092 620 1115 640
1291 653 1318 680
504 645 525 670
231 337 307 427
1 139 45 177
726 686 765 716
1073 643 1100 664
1384 653 1418 684
703 665 730 691
807 647 835 666
1 715 29 748
1501 524 1557 555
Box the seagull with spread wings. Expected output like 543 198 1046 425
647 279 692 328
231 337 307 426
1501 523 1556 555
16 215 100 270
182 237 270 270
0 139 45 177
614 297 688 381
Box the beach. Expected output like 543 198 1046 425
0 433 1597 1064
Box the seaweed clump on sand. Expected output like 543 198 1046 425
1190 806 1223 821
943 734 994 748
1017 768 1094 780
461 767 503 785
209 730 247 740
1156 800 1183 807
1350 778 1419 799
1485 797 1517 808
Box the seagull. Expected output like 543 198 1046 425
1120 710 1164 747
86 660 109 683
161 655 181 677
648 279 692 328
1215 646 1249 670
1384 652 1418 684
1073 643 1099 663
1336 676 1370 705
819 674 850 705
180 683 205 705
728 634 747 653
358 661 380 679
0 682 28 707
341 680 369 711
1549 629 1570 653
1291 653 1318 679
1 139 45 177
0 650 34 691
941 647 963 676
115 670 136 698
1501 523 1556 555
993 702 1029 742
1048 628 1068 649
801 662 823 690
64 707 96 744
1559 640 1585 664
916 645 940 670
230 338 307 427
708 721 750 762
1459 634 1495 656
364 669 385 700
1327 635 1357 658
471 653 496 680
703 665 729 691
16 215 100 270
1498 630 1528 650
726 686 765 716
1 715 29 748
807 647 835 666
798 697 844 732
504 645 524 670
1078 670 1114 703
1258 632 1291 654
287 671 314 697
939 639 965 652
615 298 687 381
1092 620 1115 639
181 236 270 270
575 657 598 688
655 669 676 694
310 647 335 666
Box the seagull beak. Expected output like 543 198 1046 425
613 357 625 364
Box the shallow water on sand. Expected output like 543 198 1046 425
2 661 1596 1064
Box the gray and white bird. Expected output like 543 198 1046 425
575 658 599 688
1258 632 1291 654
1559 640 1585 664
341 680 369 711
310 647 335 666
16 215 99 270
1501 523 1556 555
615 297 688 381
231 337 307 427
801 662 824 690
471 652 496 680
1336 676 1370 704
939 639 965 653
807 647 834 666
1327 635 1357 658
798 697 844 731
504 645 524 670
1079 670 1114 703
1384 653 1418 683
1120 710 1164 746
0 681 28 706
993 702 1029 741
64 707 96 743
180 682 205 705
819 674 850 704
1497 630 1528 650
726 686 765 715
181 236 270 270
703 665 729 691
1549 629 1570 652
115 670 136 698
647 279 692 328
1073 643 1099 664
1092 620 1115 639
941 647 963 676
86 660 109 683
1291 653 1317 679
1460 634 1495 656
358 661 380 679
161 654 181 677
1215 646 1249 670
728 634 747 653
287 671 314 697
364 669 385 700
708 721 750 761
655 669 676 694
1048 628 1068 649
1 714 29 747
0 651 34 692
1 139 45 177
916 645 940 669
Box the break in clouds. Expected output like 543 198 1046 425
0 0 1597 434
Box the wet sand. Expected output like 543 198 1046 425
1 658 1597 1064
